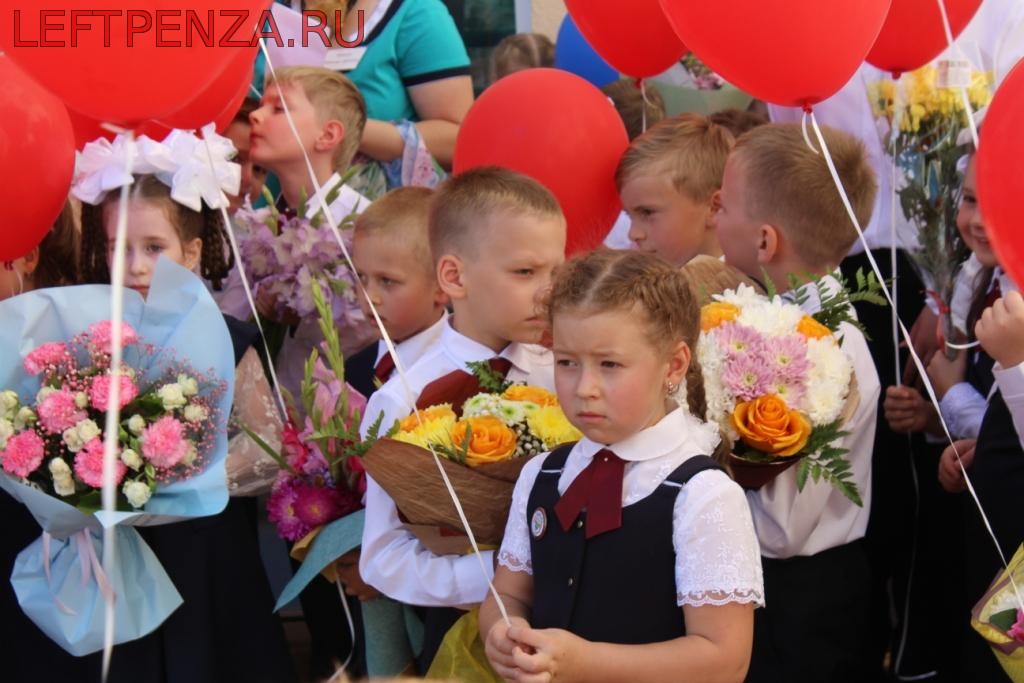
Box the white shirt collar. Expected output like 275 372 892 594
786 270 843 316
575 408 721 464
302 172 370 221
439 318 542 376
376 313 447 367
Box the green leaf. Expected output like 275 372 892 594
795 458 810 491
239 423 295 474
466 360 511 393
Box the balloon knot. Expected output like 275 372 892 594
633 77 644 90
802 103 814 114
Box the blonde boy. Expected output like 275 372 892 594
358 167 565 664
715 123 881 682
614 113 734 264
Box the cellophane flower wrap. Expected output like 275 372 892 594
0 260 235 655
698 280 872 505
868 64 993 347
971 543 1024 682
363 367 581 549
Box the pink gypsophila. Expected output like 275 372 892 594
73 438 127 487
141 416 189 468
87 320 140 354
37 390 88 434
2 430 45 477
89 374 139 411
23 342 69 375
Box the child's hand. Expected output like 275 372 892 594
334 549 381 602
883 385 932 433
485 616 530 682
508 623 588 683
926 349 967 400
976 290 1024 368
938 439 976 493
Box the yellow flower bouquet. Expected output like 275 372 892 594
360 383 581 552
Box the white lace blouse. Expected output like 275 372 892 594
498 408 765 608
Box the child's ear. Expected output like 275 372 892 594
706 191 722 228
21 247 40 276
666 341 691 389
182 237 203 271
316 120 345 153
437 254 466 300
755 223 779 264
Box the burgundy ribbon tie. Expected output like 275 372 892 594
554 448 626 539
373 351 396 385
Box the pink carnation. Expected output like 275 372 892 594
1 430 45 477
73 438 127 488
89 374 139 411
37 390 87 434
140 416 188 468
23 342 69 375
87 320 139 354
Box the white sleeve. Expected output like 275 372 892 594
993 362 1024 450
673 471 764 607
496 455 546 575
939 382 987 440
358 476 494 607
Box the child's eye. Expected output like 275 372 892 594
145 244 165 254
555 358 577 368
380 277 397 287
961 193 977 206
600 360 621 369
514 268 534 276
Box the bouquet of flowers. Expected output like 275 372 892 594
233 184 364 327
868 64 993 347
0 260 235 655
698 273 884 505
362 371 580 551
971 544 1024 682
651 52 753 116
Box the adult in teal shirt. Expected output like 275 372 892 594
336 0 474 170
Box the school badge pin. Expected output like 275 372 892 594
530 507 547 539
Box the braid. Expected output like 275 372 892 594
684 359 732 469
79 201 112 285
198 207 233 290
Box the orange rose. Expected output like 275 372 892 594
502 384 558 406
451 416 517 466
731 395 812 457
701 302 740 332
398 404 455 433
797 315 832 340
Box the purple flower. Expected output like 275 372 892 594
762 334 811 383
722 352 773 402
292 481 344 527
267 479 310 541
713 323 763 358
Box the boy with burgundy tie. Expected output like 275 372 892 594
346 187 449 399
358 166 567 670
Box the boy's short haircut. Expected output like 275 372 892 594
429 166 563 262
491 32 555 81
354 187 435 275
600 79 667 141
614 113 735 202
708 107 768 138
731 123 878 266
270 66 367 172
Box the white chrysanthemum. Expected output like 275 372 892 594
0 390 19 420
75 419 102 444
803 338 853 424
736 300 804 338
123 481 152 508
183 404 208 423
494 399 528 426
716 283 767 309
158 383 187 410
121 448 143 470
462 393 503 419
696 334 735 435
74 392 89 409
14 406 36 431
0 418 13 449
127 414 146 436
177 375 199 397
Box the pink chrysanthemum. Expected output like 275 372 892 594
292 482 344 527
722 352 773 402
1 430 46 477
23 342 69 375
37 390 87 434
87 320 139 354
267 480 310 541
713 322 764 357
762 334 811 383
140 416 188 468
89 374 139 411
73 438 127 488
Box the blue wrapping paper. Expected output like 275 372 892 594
0 259 235 655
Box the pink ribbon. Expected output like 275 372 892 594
41 530 117 616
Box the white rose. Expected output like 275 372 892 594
74 392 89 409
177 375 199 397
13 406 36 431
181 443 198 467
48 457 71 477
158 384 187 410
35 386 55 403
48 459 75 497
121 448 143 471
62 427 85 453
183 404 208 423
127 414 146 436
122 481 152 509
0 419 13 449
75 419 102 444
0 390 19 420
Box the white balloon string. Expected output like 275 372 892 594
890 75 904 387
935 0 980 149
328 577 356 678
257 39 513 626
808 112 1023 611
99 131 135 682
946 339 981 350
800 111 820 155
640 79 648 133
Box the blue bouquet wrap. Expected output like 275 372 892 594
0 259 235 655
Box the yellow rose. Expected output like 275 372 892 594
527 405 583 449
701 302 740 332
731 395 812 457
451 416 517 466
796 315 832 340
502 384 558 407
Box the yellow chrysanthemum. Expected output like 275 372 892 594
528 405 583 449
395 404 456 449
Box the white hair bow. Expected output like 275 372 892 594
71 124 241 211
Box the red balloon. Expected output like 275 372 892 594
976 59 1024 289
660 0 892 108
158 43 258 130
454 69 629 256
0 56 75 261
0 1 267 126
566 0 686 78
867 0 982 75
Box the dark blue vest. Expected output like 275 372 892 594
527 444 724 644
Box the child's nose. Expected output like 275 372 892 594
627 221 644 243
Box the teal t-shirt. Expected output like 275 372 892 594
345 0 471 122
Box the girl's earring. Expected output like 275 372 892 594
668 379 687 409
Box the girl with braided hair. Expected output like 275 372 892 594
479 249 763 683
